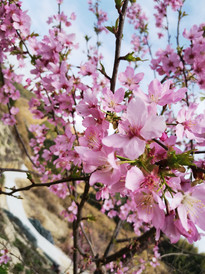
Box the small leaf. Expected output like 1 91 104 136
27 173 32 181
30 32 39 37
99 62 106 75
167 150 194 168
115 18 119 30
115 0 122 9
87 214 96 222
85 35 91 42
105 26 116 35
120 52 146 62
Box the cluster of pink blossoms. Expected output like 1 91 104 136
126 2 149 58
0 1 31 124
0 249 11 265
0 0 205 271
88 0 108 33
153 0 183 31
183 24 205 89
151 24 205 91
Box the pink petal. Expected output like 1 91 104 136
125 166 144 192
102 134 129 148
127 98 147 128
178 204 189 231
124 137 145 160
141 115 166 140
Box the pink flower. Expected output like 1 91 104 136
138 79 187 106
10 106 19 115
118 66 144 90
102 87 125 112
175 219 200 244
103 97 166 159
176 104 204 142
169 184 205 231
126 166 160 192
162 212 181 243
0 249 11 265
102 199 114 211
68 201 78 215
79 126 105 151
75 146 121 186
183 25 203 40
2 113 16 125
134 190 165 229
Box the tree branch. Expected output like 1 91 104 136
96 227 155 266
80 223 95 257
103 219 123 258
0 175 89 196
73 180 90 274
0 168 39 176
152 138 168 151
110 0 129 93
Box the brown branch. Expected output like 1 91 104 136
192 150 205 154
73 180 90 274
176 8 189 106
96 227 155 266
76 243 89 258
103 219 123 258
116 236 138 243
80 223 95 257
16 30 33 59
110 0 129 93
0 175 89 196
152 138 168 151
160 252 190 259
0 168 40 176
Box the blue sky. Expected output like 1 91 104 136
20 0 205 84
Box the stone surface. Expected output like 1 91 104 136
0 121 22 168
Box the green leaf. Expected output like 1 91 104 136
84 35 91 42
167 150 194 169
115 18 119 30
30 32 39 37
0 265 8 274
26 173 32 181
87 215 96 222
120 52 146 62
105 26 116 35
99 62 106 75
200 94 205 101
182 11 188 17
115 0 122 9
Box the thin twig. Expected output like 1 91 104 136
152 138 168 151
145 36 156 78
0 168 40 176
110 0 129 93
96 227 155 266
103 219 123 258
160 252 190 259
0 175 89 196
16 30 33 59
80 223 95 257
116 236 138 243
192 150 205 154
73 180 90 274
